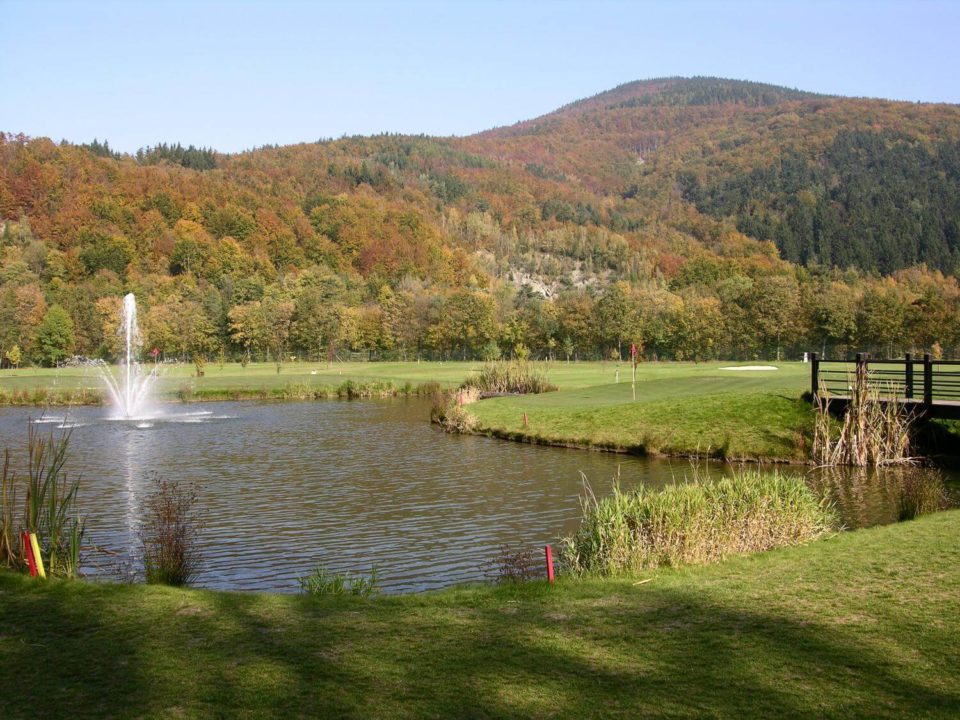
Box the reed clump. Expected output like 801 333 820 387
561 469 837 576
430 386 481 433
461 360 557 395
436 403 478 433
141 476 203 587
177 379 443 403
0 451 15 567
813 365 915 466
0 425 84 577
299 564 380 597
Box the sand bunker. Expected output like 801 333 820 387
719 365 779 371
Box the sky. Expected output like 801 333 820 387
3 0 959 154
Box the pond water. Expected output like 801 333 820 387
0 399 955 593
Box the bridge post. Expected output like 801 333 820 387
810 352 819 401
905 352 913 399
923 353 933 410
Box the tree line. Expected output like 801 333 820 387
3 224 957 368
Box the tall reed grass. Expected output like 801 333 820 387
0 450 15 567
461 361 556 395
813 366 915 466
561 469 837 576
0 425 84 577
177 380 441 403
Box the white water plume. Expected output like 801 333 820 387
96 293 159 419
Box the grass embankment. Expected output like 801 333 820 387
467 362 812 461
0 387 103 407
0 361 475 406
176 379 440 403
1 511 958 718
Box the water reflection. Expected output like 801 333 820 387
809 466 953 528
0 399 956 594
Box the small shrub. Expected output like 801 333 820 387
336 380 398 399
141 476 203 586
486 545 541 583
298 564 380 597
437 404 478 434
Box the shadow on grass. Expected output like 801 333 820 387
2 573 957 718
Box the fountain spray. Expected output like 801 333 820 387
97 293 158 419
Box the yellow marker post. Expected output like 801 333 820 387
29 533 46 579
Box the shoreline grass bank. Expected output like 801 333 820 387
1 510 958 718
464 386 813 462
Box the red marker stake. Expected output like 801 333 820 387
544 544 555 583
22 532 37 577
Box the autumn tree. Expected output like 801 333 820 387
34 304 75 366
228 301 268 364
5 344 22 368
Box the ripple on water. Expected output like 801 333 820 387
1 398 951 593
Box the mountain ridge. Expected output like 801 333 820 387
1 76 960 364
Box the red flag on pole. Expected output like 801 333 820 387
630 343 637 358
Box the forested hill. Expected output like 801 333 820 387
469 77 960 273
2 76 960 366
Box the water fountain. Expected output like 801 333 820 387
98 293 158 420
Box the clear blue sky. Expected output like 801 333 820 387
3 0 958 153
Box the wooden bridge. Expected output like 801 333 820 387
810 353 960 420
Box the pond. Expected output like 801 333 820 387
0 399 955 593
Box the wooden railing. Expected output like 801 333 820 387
810 352 960 418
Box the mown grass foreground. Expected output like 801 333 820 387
2 511 958 719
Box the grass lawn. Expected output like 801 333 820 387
0 360 479 396
0 360 809 397
468 362 812 461
1 510 958 718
